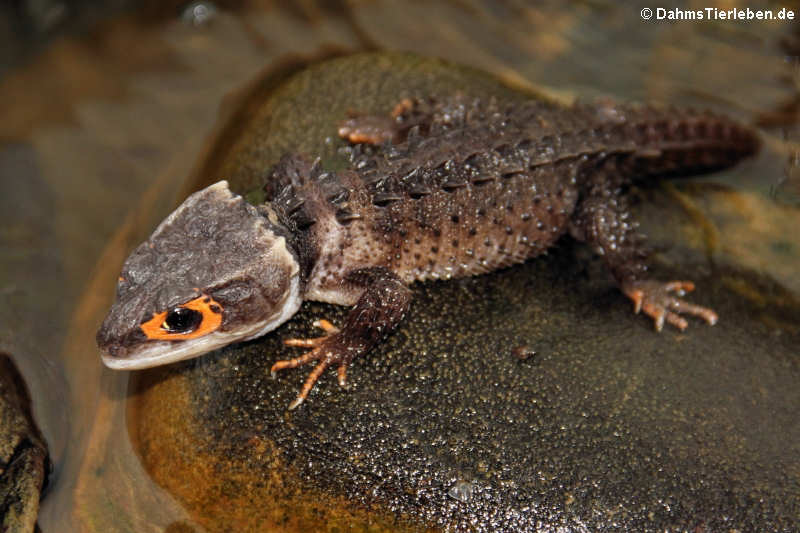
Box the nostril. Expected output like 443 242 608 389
97 336 127 358
107 344 123 357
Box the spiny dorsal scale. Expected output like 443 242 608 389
406 125 422 148
309 157 323 178
355 158 376 170
464 153 481 168
326 188 350 205
372 192 404 207
314 171 334 184
400 167 420 183
285 197 305 215
274 184 303 214
335 208 363 224
471 174 496 186
441 179 467 191
408 186 432 198
361 172 381 187
365 175 388 190
500 167 525 177
291 208 316 229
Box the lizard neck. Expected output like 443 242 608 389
258 201 320 290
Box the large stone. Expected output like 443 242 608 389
0 354 50 533
128 53 800 531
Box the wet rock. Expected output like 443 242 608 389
0 354 50 533
130 53 800 531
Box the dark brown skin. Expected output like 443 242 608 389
267 94 759 408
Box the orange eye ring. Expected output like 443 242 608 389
140 294 223 340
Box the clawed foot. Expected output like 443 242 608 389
338 116 397 145
338 99 420 145
270 319 348 410
622 280 718 332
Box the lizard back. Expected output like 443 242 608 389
265 95 758 303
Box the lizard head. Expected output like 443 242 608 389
97 181 302 370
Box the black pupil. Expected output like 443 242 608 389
164 307 202 333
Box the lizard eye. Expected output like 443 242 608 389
139 294 224 340
162 307 202 333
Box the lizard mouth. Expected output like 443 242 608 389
101 329 252 369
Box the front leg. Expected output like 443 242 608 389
271 267 412 409
570 172 718 331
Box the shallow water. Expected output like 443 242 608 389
0 1 797 531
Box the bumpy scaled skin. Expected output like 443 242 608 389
97 93 759 409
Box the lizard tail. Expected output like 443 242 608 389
590 103 760 181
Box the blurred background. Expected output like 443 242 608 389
0 1 798 531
